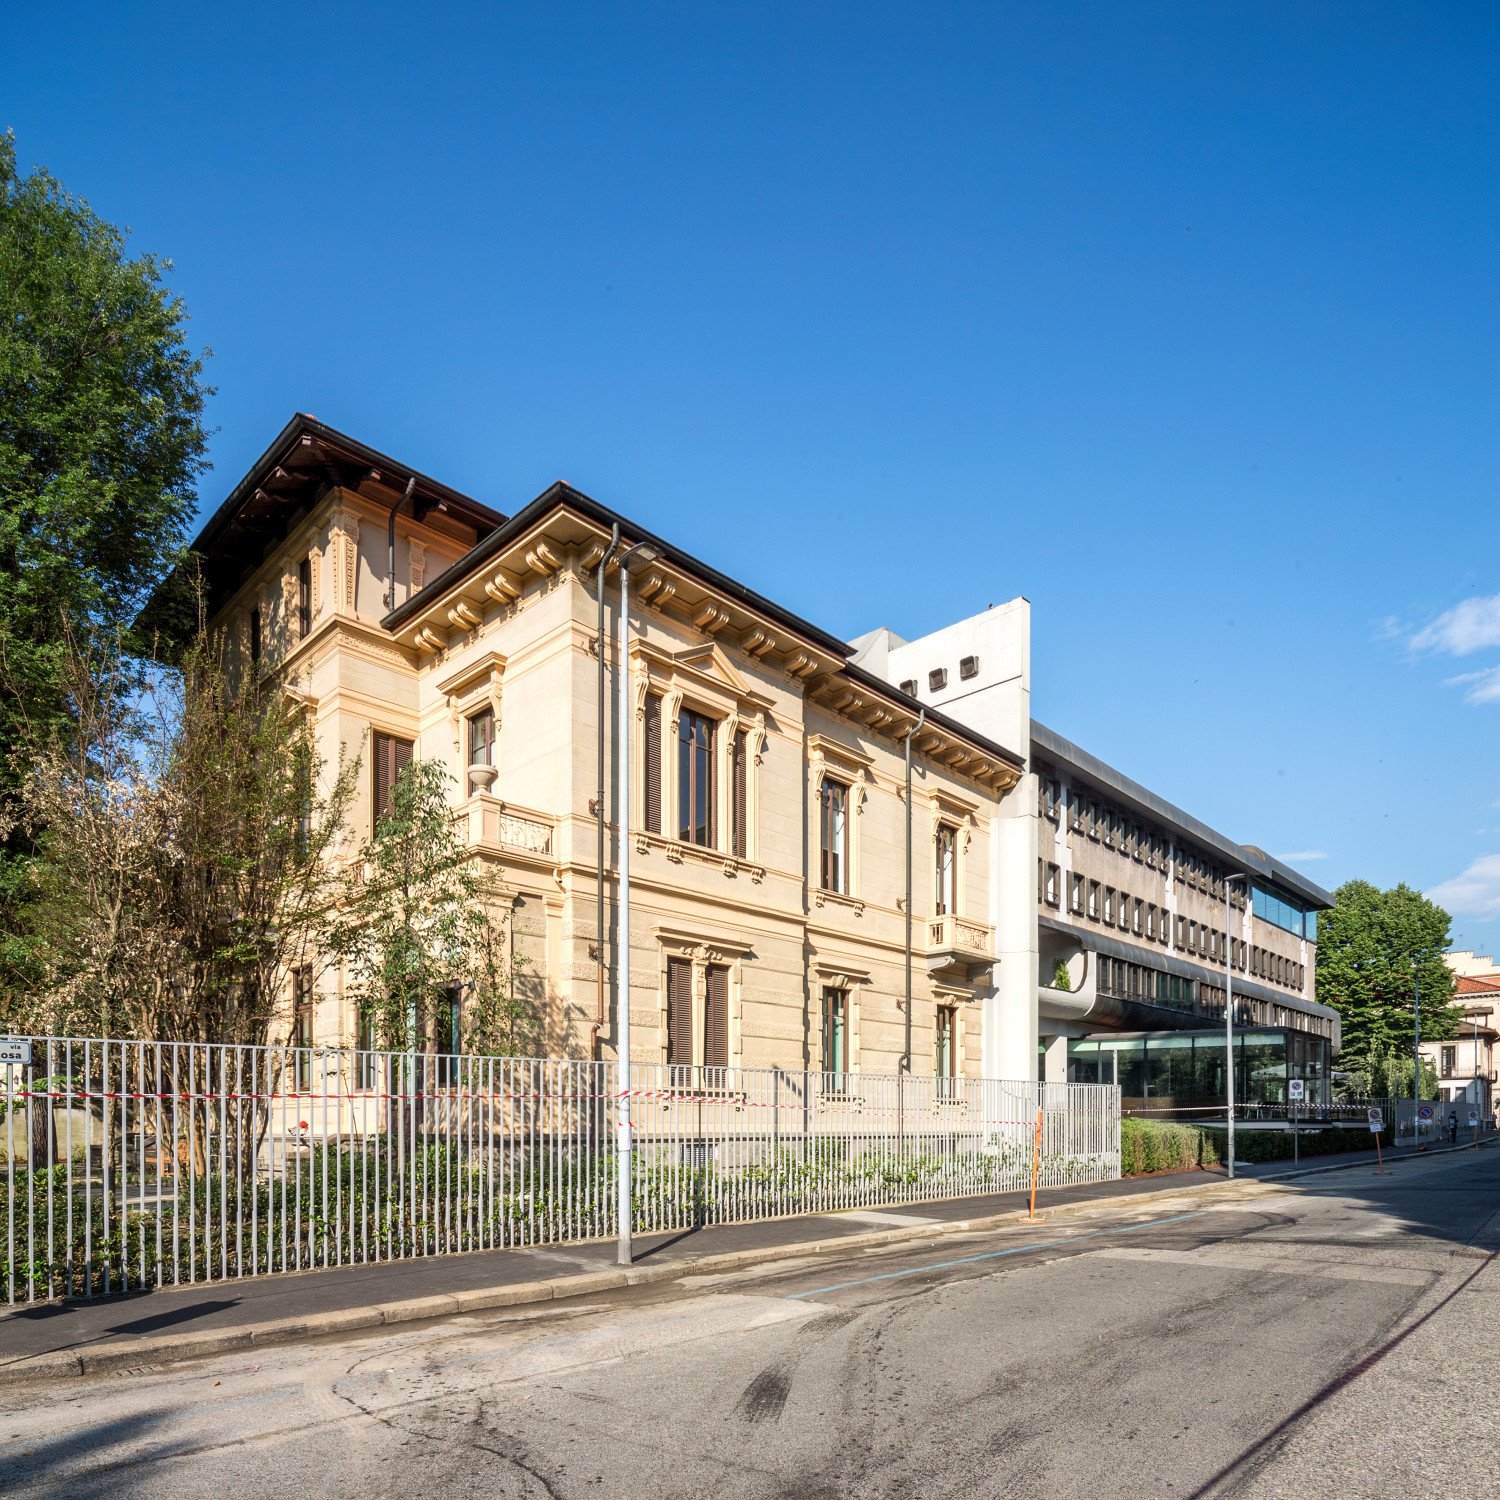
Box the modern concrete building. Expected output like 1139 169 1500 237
852 606 1339 1110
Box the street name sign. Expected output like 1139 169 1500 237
0 1038 32 1067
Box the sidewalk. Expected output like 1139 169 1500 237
3 1137 1487 1386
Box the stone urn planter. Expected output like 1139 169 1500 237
468 762 498 793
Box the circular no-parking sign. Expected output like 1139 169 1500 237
1417 1104 1435 1122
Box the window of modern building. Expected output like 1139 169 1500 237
1069 873 1085 914
936 823 958 914
372 731 414 825
467 707 495 793
820 778 850 894
1088 880 1100 919
1044 863 1061 908
1118 898 1130 933
1146 904 1157 940
822 988 847 1087
1070 791 1087 832
1252 885 1316 940
928 667 947 691
1104 887 1116 925
297 557 312 640
1132 898 1143 936
900 678 917 695
959 654 979 680
678 709 716 846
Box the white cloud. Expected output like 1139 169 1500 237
1445 667 1500 704
1428 855 1500 919
1411 595 1500 656
1275 849 1327 862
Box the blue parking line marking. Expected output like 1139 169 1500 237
784 1209 1212 1300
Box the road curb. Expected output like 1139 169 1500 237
6 1154 1478 1388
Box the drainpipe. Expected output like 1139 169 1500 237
593 524 621 1059
383 476 417 611
614 540 661 1267
903 709 926 1072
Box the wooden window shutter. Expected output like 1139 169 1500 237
373 732 391 823
732 729 748 858
704 964 728 1070
666 956 693 1067
373 732 414 824
644 693 662 833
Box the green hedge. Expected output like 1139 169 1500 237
1122 1118 1392 1175
1198 1124 1390 1164
1120 1118 1221 1175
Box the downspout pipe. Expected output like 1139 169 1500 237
384 476 418 611
903 709 926 1072
594 524 621 1059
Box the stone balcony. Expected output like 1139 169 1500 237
457 793 557 872
924 912 995 980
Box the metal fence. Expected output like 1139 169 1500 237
2 1036 1120 1306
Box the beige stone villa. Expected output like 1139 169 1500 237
176 414 1336 1099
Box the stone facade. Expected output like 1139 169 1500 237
199 419 1024 1084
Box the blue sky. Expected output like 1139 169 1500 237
7 3 1500 952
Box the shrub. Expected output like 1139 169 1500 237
1120 1118 1220 1175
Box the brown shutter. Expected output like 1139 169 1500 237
373 731 391 823
704 964 728 1070
706 718 718 847
666 956 693 1068
644 694 662 834
732 729 747 858
373 732 414 824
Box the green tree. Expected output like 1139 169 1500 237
0 132 212 988
329 759 536 1056
2 622 357 1045
1316 880 1461 1080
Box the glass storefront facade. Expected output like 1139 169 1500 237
1066 1027 1329 1109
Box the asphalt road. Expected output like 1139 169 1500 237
3 1149 1497 1499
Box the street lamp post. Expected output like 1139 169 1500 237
1225 873 1248 1180
615 540 660 1266
1412 956 1423 1153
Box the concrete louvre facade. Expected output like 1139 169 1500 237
851 607 1339 1108
187 417 1026 1083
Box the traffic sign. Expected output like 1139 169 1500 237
1468 1110 1479 1128
1367 1107 1383 1132
0 1038 31 1067
1288 1079 1305 1102
1417 1104 1435 1122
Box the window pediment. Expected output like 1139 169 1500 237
807 733 874 782
632 639 774 715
